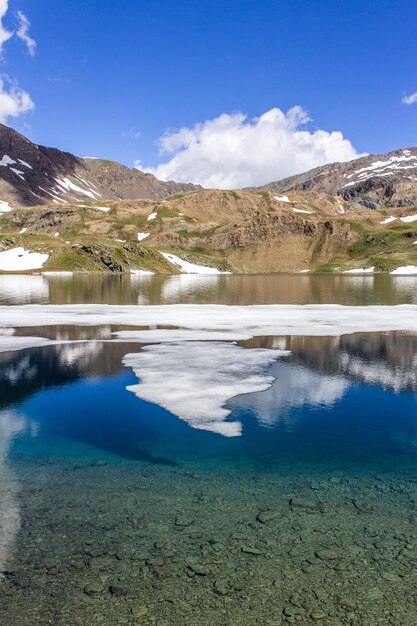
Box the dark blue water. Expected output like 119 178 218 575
8 348 417 472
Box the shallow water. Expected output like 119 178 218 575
1 274 417 625
2 272 417 305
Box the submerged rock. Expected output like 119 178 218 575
84 581 105 595
241 546 263 556
185 558 211 576
256 510 283 524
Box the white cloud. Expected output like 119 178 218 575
0 4 36 124
402 92 417 106
0 75 35 123
0 0 13 52
16 10 36 57
140 106 363 189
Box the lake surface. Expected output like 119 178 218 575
1 273 417 625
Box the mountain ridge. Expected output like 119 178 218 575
253 146 417 209
0 124 199 210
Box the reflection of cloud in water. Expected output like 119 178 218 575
390 277 417 303
3 355 37 385
123 342 287 437
0 411 25 575
339 352 417 392
343 275 417 303
129 272 154 305
161 275 220 301
55 341 102 366
233 362 349 428
0 275 49 305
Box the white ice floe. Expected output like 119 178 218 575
123 342 286 437
0 247 49 271
137 233 150 242
0 335 53 353
0 275 49 304
0 201 13 214
274 195 290 203
343 267 374 274
3 304 417 337
380 216 397 225
0 155 16 167
114 329 252 343
293 208 314 214
390 266 417 275
147 212 157 221
17 159 32 169
130 269 155 276
161 252 228 274
400 214 417 223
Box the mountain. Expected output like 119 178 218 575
0 124 199 210
0 128 416 275
255 147 417 209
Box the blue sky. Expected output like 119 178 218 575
3 0 417 187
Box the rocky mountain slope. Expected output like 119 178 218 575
0 125 198 210
1 187 417 274
256 147 417 210
0 126 416 274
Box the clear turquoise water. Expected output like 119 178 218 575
1 274 417 625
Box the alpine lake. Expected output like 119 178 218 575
1 272 417 626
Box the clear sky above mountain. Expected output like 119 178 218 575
3 0 417 187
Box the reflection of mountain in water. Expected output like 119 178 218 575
2 273 417 307
246 332 417 394
0 341 136 410
287 333 417 393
